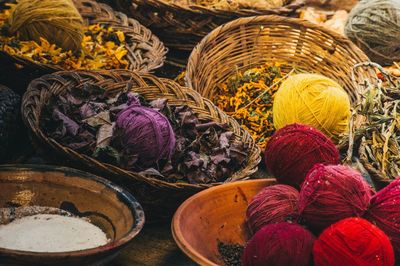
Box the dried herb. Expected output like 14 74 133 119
145 101 249 184
343 62 400 180
215 63 300 149
168 0 286 10
218 242 244 266
41 84 249 184
0 4 129 70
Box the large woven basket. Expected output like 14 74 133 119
22 70 261 221
0 0 167 92
186 16 376 105
115 0 304 51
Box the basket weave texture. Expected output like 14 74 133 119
22 69 261 220
0 0 167 92
115 0 304 51
186 15 376 105
339 127 392 191
338 63 396 191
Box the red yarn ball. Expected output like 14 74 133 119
264 123 340 187
242 222 315 266
246 184 299 234
298 164 372 232
313 217 395 266
365 177 400 258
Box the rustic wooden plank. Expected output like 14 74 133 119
110 224 195 266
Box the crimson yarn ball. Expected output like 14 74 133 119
365 177 400 258
246 184 299 234
298 164 372 232
116 105 176 167
313 217 395 266
264 123 340 187
242 222 315 266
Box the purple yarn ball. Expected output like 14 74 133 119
116 105 176 167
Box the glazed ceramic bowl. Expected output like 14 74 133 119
0 164 145 266
172 179 276 265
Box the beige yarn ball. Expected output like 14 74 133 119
345 0 400 66
8 0 84 52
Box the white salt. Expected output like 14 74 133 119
0 214 109 252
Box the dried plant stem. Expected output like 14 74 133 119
238 68 295 112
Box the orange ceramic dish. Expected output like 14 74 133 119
172 179 276 265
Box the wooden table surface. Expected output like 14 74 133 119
110 224 195 266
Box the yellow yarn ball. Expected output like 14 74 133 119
8 0 84 53
273 73 351 141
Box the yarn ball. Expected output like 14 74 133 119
116 105 176 168
365 177 400 258
242 222 315 266
8 0 84 52
246 184 299 234
298 164 372 232
273 73 351 141
345 0 400 66
264 123 340 187
313 217 395 266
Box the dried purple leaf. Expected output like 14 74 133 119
80 102 107 119
52 109 79 136
96 122 115 148
150 98 168 111
83 111 111 127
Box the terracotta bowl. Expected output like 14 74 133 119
172 179 276 265
0 164 145 266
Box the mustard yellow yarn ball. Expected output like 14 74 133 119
273 73 351 141
8 0 84 52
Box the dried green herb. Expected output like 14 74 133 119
343 63 400 180
218 242 244 266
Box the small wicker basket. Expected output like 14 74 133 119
115 0 304 51
186 15 376 106
0 0 167 92
22 70 261 221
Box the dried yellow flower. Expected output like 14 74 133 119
214 63 295 149
0 4 130 70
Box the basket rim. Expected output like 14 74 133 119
131 0 305 17
0 0 167 73
22 69 261 190
187 14 370 72
186 15 373 103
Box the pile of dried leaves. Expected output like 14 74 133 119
343 63 400 181
0 3 129 70
40 83 249 184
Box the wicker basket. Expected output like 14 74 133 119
338 63 397 191
22 69 261 221
0 0 167 93
339 126 392 191
186 15 376 106
115 0 304 51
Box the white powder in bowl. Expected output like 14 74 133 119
0 214 109 252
